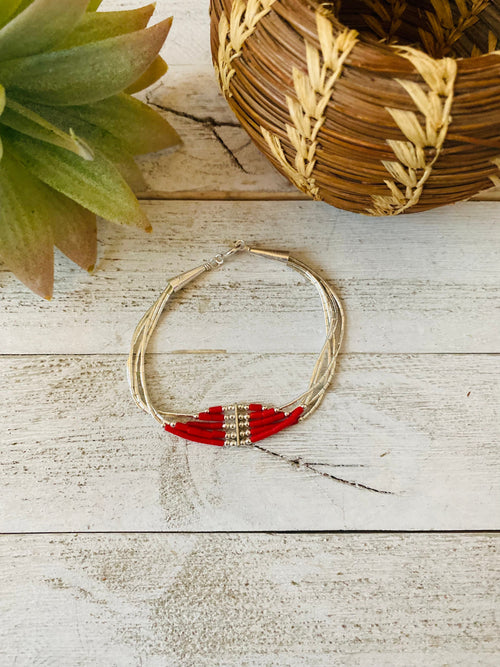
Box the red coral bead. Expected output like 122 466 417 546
250 411 285 427
186 419 221 429
250 407 303 443
197 412 224 422
182 424 225 439
164 423 224 446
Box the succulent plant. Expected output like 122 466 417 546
0 0 180 298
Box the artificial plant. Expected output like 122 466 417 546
0 0 180 298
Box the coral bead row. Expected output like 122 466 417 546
164 404 304 446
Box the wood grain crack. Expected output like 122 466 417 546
145 97 241 128
212 127 249 173
146 98 248 172
252 444 395 495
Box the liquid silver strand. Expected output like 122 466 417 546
127 241 344 431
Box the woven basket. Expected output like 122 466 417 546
210 0 500 215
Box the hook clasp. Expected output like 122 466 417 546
169 241 247 292
224 239 247 258
205 240 247 269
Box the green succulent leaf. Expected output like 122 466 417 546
3 128 150 230
1 98 94 160
0 147 98 297
0 0 23 28
87 139 146 192
125 55 169 94
86 0 103 11
0 2 176 297
11 1 34 16
0 149 54 298
56 126 147 192
49 195 97 273
0 17 173 106
0 0 89 62
55 6 155 50
0 84 7 161
49 93 181 156
18 101 147 191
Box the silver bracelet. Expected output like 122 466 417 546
127 240 344 447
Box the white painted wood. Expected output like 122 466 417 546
99 0 213 67
1 2 498 661
1 534 498 666
0 201 499 354
137 65 295 196
2 352 499 531
96 0 214 68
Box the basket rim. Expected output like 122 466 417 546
306 0 500 65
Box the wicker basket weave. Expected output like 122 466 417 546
210 0 500 215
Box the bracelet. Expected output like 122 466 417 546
127 240 344 447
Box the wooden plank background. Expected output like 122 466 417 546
1 534 499 666
0 0 499 664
